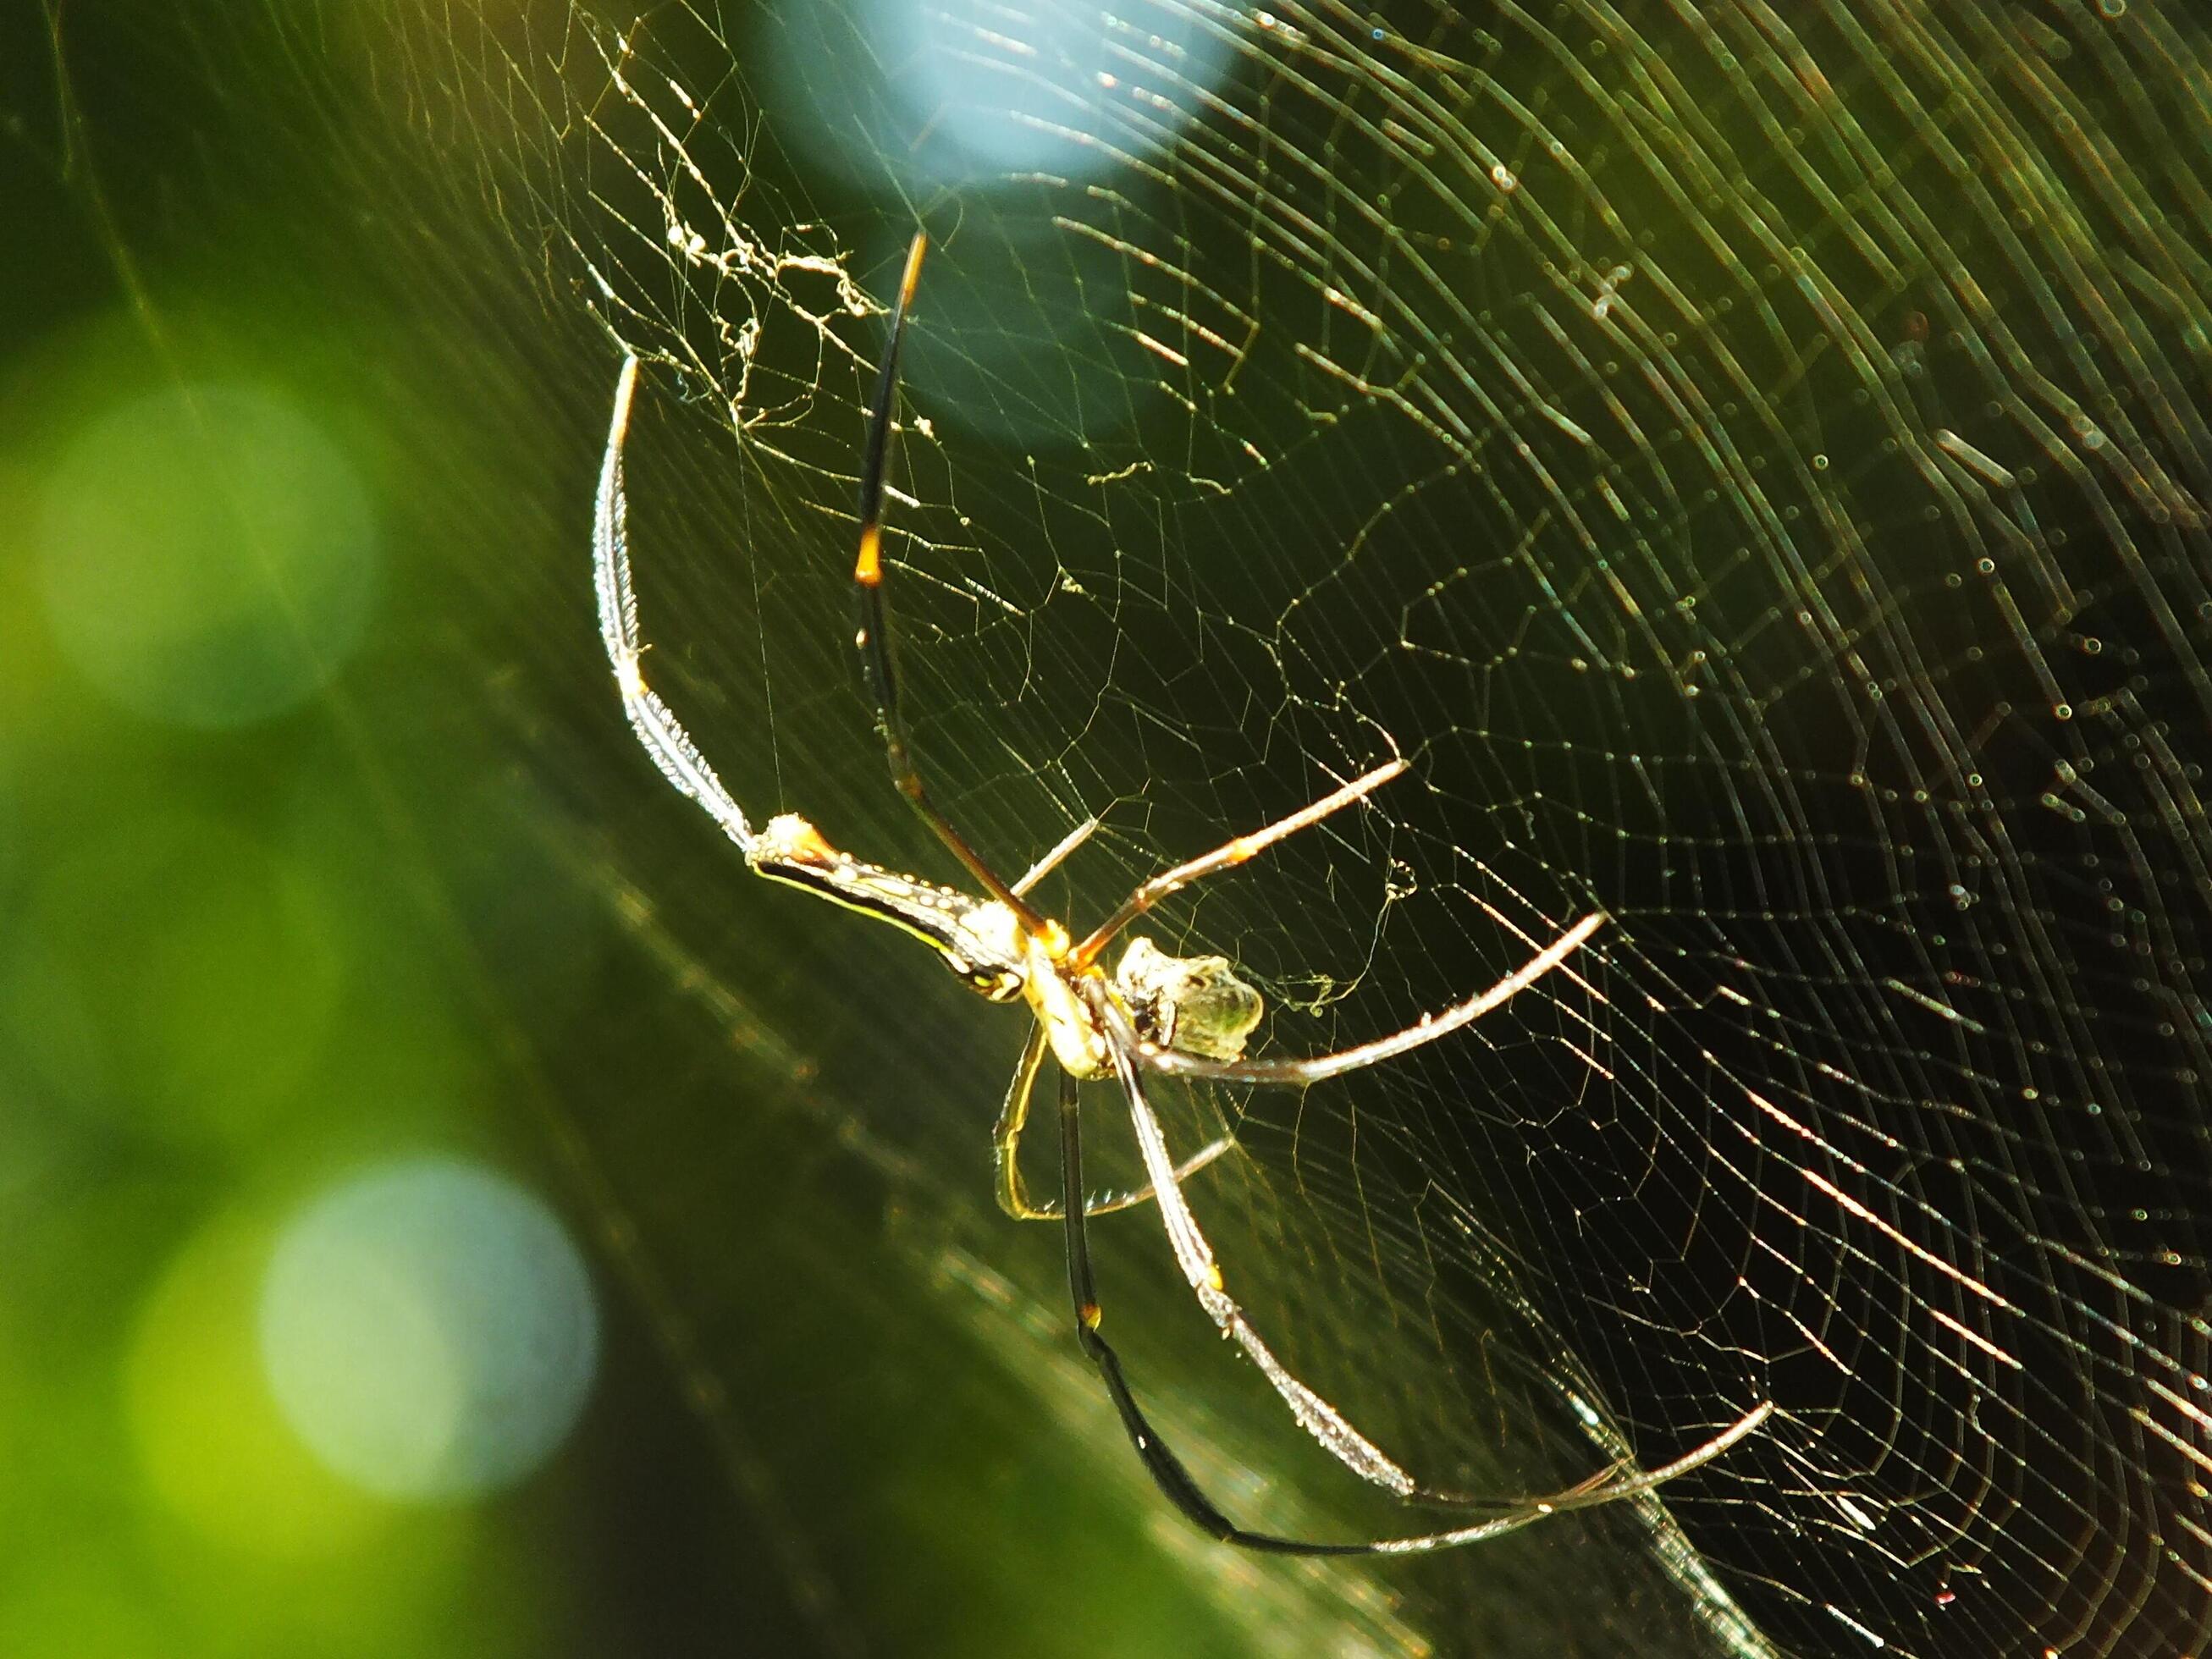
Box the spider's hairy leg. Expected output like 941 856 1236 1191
593 354 758 852
1075 759 1406 967
848 230 1045 931
1094 1003 1424 1497
1087 975 1778 1546
1054 1066 1372 1557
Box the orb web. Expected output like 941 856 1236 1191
59 2 2212 1653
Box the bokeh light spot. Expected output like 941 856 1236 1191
37 382 378 729
259 1160 599 1502
129 1212 390 1560
883 0 1233 179
769 0 1233 191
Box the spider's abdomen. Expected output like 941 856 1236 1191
1115 936 1265 1061
749 813 1027 1000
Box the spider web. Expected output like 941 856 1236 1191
47 1 2212 1653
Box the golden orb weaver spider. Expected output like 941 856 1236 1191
592 233 1773 1555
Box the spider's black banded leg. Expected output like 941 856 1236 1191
851 231 1044 929
1056 1070 1373 1557
1057 1069 1322 1552
996 1024 1235 1222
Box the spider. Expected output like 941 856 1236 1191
591 233 1773 1555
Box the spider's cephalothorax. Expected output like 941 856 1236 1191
749 811 1266 1076
592 230 1771 1557
749 812 1026 1000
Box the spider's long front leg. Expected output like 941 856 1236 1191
996 1024 1234 1221
593 355 758 853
